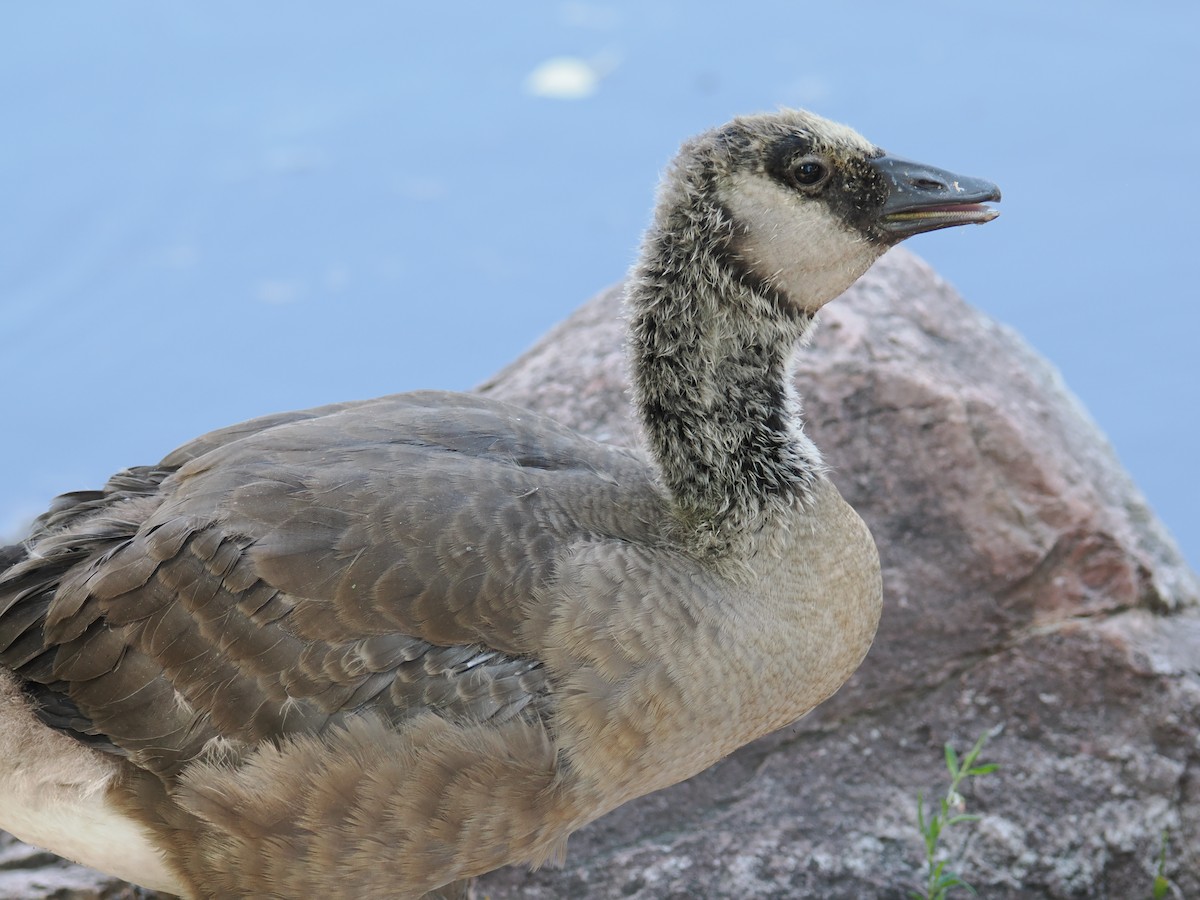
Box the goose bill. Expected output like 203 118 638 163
872 154 1001 237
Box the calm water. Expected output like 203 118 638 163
2 2 1197 567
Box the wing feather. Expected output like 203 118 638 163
0 391 666 775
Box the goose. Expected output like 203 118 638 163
0 108 999 899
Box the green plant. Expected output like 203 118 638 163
1152 829 1171 900
910 730 998 900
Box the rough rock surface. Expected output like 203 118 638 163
2 248 1197 898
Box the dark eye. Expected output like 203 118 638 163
791 158 828 188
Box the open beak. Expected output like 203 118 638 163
872 155 1001 238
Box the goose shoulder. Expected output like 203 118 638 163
3 392 666 744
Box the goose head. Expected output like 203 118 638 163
629 109 999 543
654 108 1000 316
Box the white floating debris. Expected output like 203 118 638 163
525 56 600 100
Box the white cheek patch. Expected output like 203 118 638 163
721 172 883 312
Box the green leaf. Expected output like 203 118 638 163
923 817 938 857
944 743 960 777
961 732 991 770
936 874 974 894
1153 875 1170 900
946 814 981 827
967 763 998 776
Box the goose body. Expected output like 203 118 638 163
0 109 998 898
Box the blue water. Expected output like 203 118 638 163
2 2 1197 567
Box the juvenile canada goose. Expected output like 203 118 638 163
0 109 998 899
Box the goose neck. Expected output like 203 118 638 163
626 217 823 552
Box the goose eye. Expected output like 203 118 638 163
791 159 828 188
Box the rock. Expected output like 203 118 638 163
3 248 1197 898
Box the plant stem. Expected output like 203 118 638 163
910 730 998 900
